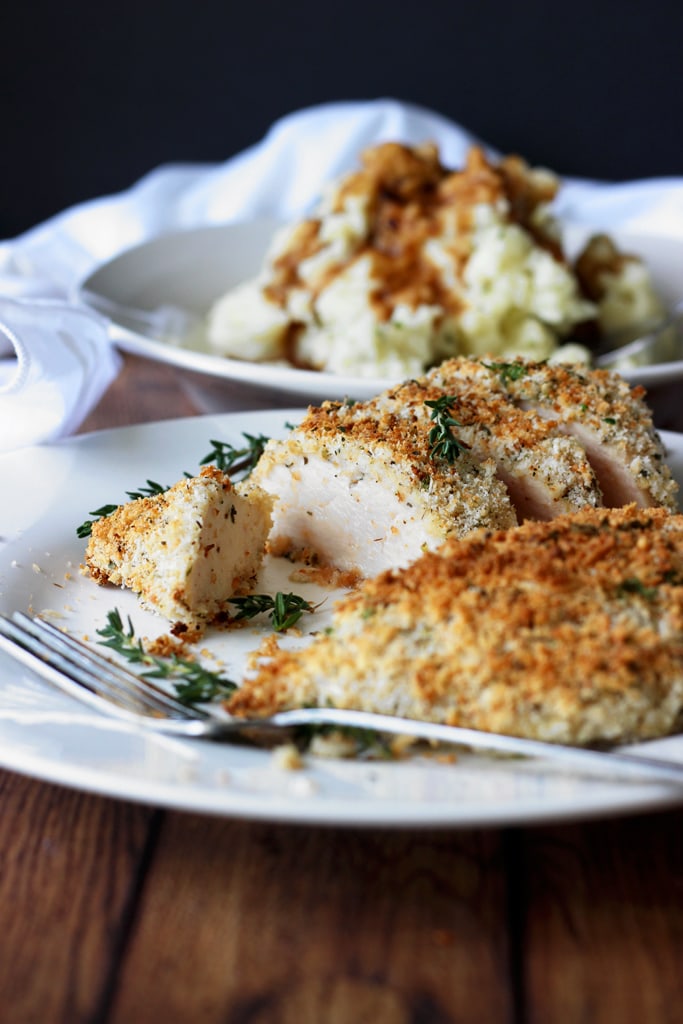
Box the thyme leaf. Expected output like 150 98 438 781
77 482 170 539
96 608 237 705
424 396 470 463
199 433 269 479
227 592 315 631
76 505 121 539
294 721 395 758
615 577 658 601
483 361 529 384
125 480 168 500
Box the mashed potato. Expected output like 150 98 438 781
207 143 663 378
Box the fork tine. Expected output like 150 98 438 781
0 613 203 721
0 616 156 720
20 613 205 719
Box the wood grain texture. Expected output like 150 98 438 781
78 355 198 433
0 770 159 1024
108 816 512 1024
510 810 683 1024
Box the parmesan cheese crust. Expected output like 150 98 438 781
85 466 272 625
228 505 683 747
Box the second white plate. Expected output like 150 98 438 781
76 221 683 410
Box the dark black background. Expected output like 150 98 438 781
2 0 681 238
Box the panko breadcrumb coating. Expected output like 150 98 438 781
245 372 518 578
437 357 679 510
227 505 683 747
245 357 677 577
85 466 272 625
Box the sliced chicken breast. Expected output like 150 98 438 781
424 360 603 520
493 359 679 510
246 357 676 577
245 394 516 578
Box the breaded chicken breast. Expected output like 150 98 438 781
244 386 517 578
85 466 272 626
245 358 677 577
490 358 677 508
228 506 683 746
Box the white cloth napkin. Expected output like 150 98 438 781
0 299 121 452
2 97 683 450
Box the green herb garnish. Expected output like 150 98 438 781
294 721 395 758
227 592 315 632
96 608 236 705
615 577 658 601
77 481 170 538
483 361 529 384
76 505 121 539
199 433 269 479
425 396 470 463
125 480 168 500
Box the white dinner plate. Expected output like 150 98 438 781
1 411 683 828
75 221 683 411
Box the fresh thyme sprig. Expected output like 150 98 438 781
227 592 315 631
199 433 270 480
76 480 170 539
96 608 237 705
294 721 395 759
77 433 271 537
125 480 168 500
76 505 120 539
424 396 470 464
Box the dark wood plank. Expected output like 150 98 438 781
511 809 683 1024
108 816 513 1023
0 770 159 1024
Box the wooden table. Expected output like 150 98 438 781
1 355 682 1024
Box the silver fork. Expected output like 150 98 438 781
1 611 683 788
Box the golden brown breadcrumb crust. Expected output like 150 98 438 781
227 505 683 746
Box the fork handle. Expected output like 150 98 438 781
242 708 683 790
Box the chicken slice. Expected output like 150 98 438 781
424 360 603 520
244 390 517 578
85 466 272 626
245 357 676 577
228 505 683 747
490 359 679 509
